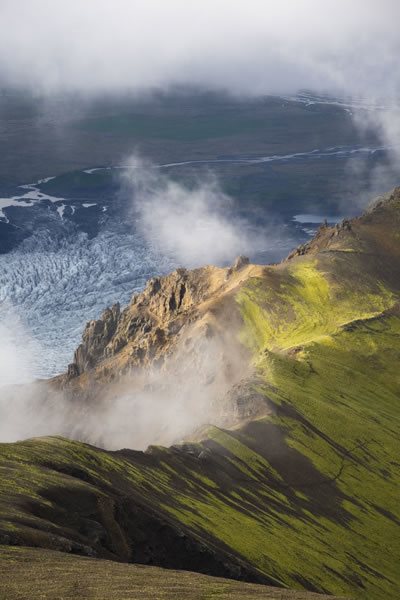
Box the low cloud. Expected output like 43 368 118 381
0 310 47 442
339 104 400 210
1 0 399 449
0 310 35 388
0 1 399 100
122 155 270 267
1 1 399 207
70 328 251 450
0 315 254 449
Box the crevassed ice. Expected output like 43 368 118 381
0 229 175 379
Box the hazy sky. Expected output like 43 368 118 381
0 0 398 99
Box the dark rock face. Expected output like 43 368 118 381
232 255 250 271
225 255 250 279
69 303 121 376
65 266 225 380
67 363 80 378
224 378 271 420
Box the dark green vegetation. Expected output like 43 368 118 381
2 191 400 599
73 96 354 144
0 89 393 221
0 547 344 600
0 91 364 182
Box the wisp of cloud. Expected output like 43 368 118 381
122 155 269 267
0 0 399 100
1 1 398 207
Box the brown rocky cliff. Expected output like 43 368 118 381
60 187 400 390
69 303 121 376
51 257 269 442
63 259 257 385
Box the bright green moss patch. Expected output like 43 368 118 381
237 258 395 354
233 215 400 598
3 203 400 599
235 253 400 599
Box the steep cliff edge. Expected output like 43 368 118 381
2 189 400 599
61 188 400 387
63 257 255 382
55 256 266 442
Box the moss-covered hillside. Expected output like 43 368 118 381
2 190 400 599
0 546 345 600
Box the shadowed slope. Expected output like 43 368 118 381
2 189 400 599
0 546 345 600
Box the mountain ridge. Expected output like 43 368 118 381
2 188 400 598
61 187 400 383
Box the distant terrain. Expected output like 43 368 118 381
0 89 387 188
1 90 398 377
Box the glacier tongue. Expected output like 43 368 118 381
0 229 175 379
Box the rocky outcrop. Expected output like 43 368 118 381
71 303 121 375
65 260 253 382
52 255 263 449
286 217 354 260
66 269 207 378
287 188 400 262
223 377 271 421
225 255 249 279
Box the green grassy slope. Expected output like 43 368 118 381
1 191 400 599
0 546 345 600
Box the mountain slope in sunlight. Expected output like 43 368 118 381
2 189 400 599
